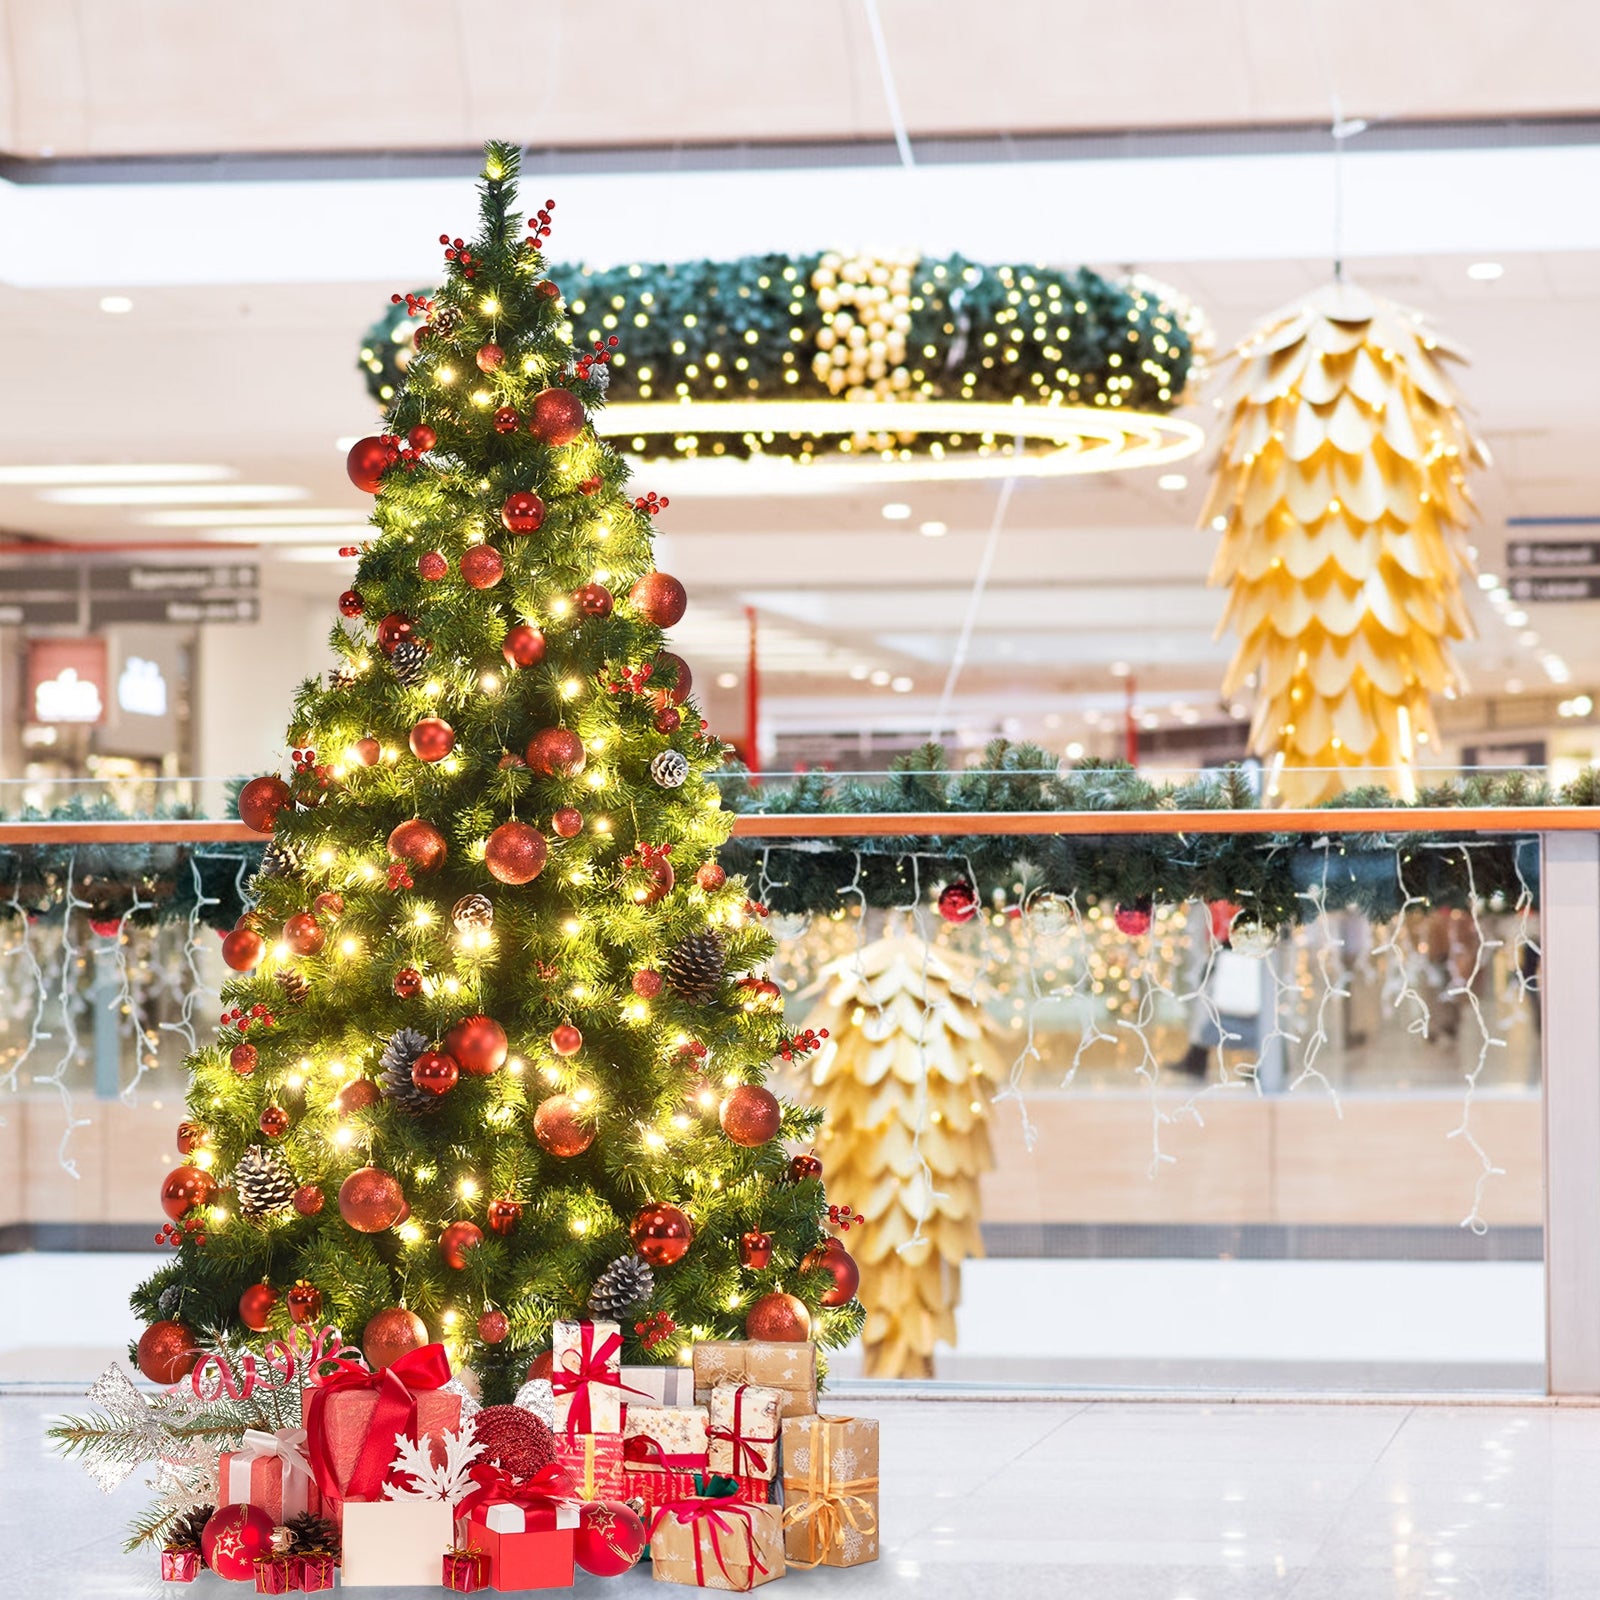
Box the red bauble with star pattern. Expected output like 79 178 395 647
575 1501 646 1577
202 1503 276 1582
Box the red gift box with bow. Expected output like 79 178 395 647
454 1460 579 1591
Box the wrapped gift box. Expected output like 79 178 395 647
706 1384 782 1482
443 1545 489 1592
697 1472 774 1507
621 1364 696 1407
218 1427 321 1524
455 1502 578 1591
649 1497 785 1591
625 1404 709 1473
780 1413 879 1569
552 1432 625 1502
340 1499 454 1587
692 1341 817 1420
159 1548 199 1583
252 1556 294 1595
552 1319 628 1436
295 1553 336 1593
622 1464 698 1524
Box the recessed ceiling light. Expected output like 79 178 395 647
1505 677 1524 695
1043 713 1063 729
1139 712 1160 729
1157 473 1188 491
140 508 368 526
1466 262 1504 281
1180 709 1200 724
1504 609 1528 627
1109 661 1131 678
919 520 948 538
890 676 914 693
1489 587 1510 606
99 295 133 314
0 464 233 486
1210 515 1228 532
39 484 310 506
881 502 912 521
1520 630 1540 646
869 669 892 686
715 671 739 689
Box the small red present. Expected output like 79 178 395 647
443 1545 489 1592
456 1460 580 1591
252 1555 294 1595
553 1431 624 1502
159 1548 200 1583
294 1552 336 1592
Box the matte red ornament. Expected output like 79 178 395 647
418 550 448 582
656 651 692 703
287 1280 323 1325
635 857 675 907
502 623 546 668
284 912 324 956
493 405 520 434
353 737 381 767
526 726 585 777
345 435 390 494
551 805 584 838
575 1501 647 1577
313 891 346 919
533 1094 594 1157
203 1504 276 1582
160 1165 214 1221
293 1184 324 1216
501 491 546 534
239 1283 278 1332
409 718 456 762
938 880 979 924
363 1306 429 1370
393 967 423 999
549 1023 583 1057
484 820 548 885
376 612 416 654
411 1049 460 1096
388 818 448 874
176 1120 204 1156
221 927 264 971
487 1196 523 1236
695 862 726 892
631 969 663 998
259 1104 291 1139
230 1042 258 1076
789 1152 823 1183
526 1350 555 1382
739 1231 774 1270
334 1077 382 1116
476 342 505 372
630 1203 693 1267
719 1085 782 1147
338 1166 406 1233
446 1015 508 1076
238 775 290 834
338 588 365 617
804 1237 861 1307
407 423 437 452
137 1319 198 1385
440 1219 484 1270
573 581 613 618
529 387 586 447
1114 901 1154 937
630 572 688 628
745 1291 812 1342
460 544 505 589
478 1308 510 1344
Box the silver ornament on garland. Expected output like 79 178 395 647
650 749 689 789
1026 893 1072 939
586 1254 656 1319
452 893 494 935
767 910 810 941
1228 914 1278 958
665 931 727 1004
378 1027 439 1117
233 1145 297 1218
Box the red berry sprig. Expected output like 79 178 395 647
155 1213 208 1249
744 899 769 919
777 1027 829 1062
220 1003 274 1034
579 475 603 496
607 662 655 696
827 1204 865 1233
391 291 433 319
633 490 669 517
575 335 618 382
440 235 477 279
386 862 415 892
635 1310 676 1350
623 840 672 872
338 545 362 558
291 747 317 774
673 1039 709 1068
526 199 557 248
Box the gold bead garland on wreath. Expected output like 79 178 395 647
810 251 918 453
1205 281 1487 807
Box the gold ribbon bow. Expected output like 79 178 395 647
780 1416 878 1568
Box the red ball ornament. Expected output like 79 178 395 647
526 726 586 777
137 1320 198 1385
550 1023 583 1057
411 1049 460 1096
393 967 423 999
338 588 365 617
460 544 505 589
176 1120 204 1156
407 423 437 452
376 612 416 655
476 342 505 372
654 706 682 734
346 435 390 494
338 1166 406 1233
630 1203 693 1268
313 891 346 919
221 927 264 971
478 1308 510 1344
230 1042 258 1076
418 550 448 582
160 1165 214 1222
409 718 456 763
739 1230 774 1270
938 880 979 924
363 1306 429 1370
575 1501 647 1577
745 1291 811 1342
475 1405 558 1478
630 572 688 628
695 862 727 892
736 976 783 1014
502 623 546 668
239 1283 278 1332
635 857 675 907
493 405 520 434
352 737 381 767
203 1503 276 1582
287 1280 323 1324
551 805 583 839
388 818 448 874
293 1184 324 1216
526 1350 555 1382
484 820 548 885
803 1237 861 1306
445 1015 508 1077
719 1085 782 1147
334 1077 382 1116
487 1196 523 1236
258 1104 291 1139
789 1152 824 1183
501 491 546 534
533 1094 594 1157
238 775 291 834
656 651 693 703
631 969 664 998
440 1219 484 1270
284 912 324 956
573 581 613 619
1114 901 1154 937
529 387 586 447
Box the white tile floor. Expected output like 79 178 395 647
11 1393 1600 1598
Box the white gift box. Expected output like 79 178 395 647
620 1363 695 1407
339 1500 454 1587
483 1500 581 1533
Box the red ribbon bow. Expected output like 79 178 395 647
650 1492 769 1592
456 1459 576 1524
707 1384 773 1478
549 1323 648 1440
304 1341 452 1506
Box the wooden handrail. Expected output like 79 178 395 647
0 806 1592 847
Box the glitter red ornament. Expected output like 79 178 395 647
363 1306 428 1370
533 1093 594 1157
803 1237 861 1306
407 423 437 452
502 623 546 668
239 1283 278 1332
230 1042 258 1076
293 1184 324 1216
475 1405 558 1478
440 1219 484 1269
460 545 505 589
338 588 365 617
284 912 324 956
630 1203 693 1267
478 1308 510 1344
487 1196 523 1236
345 436 390 493
137 1319 198 1385
550 1023 583 1057
393 967 423 999
338 1166 406 1233
630 572 688 628
526 726 585 777
388 818 448 874
551 805 584 839
238 775 290 834
376 612 416 654
409 718 456 763
501 491 546 534
411 1049 460 1096
484 820 548 885
334 1077 382 1116
719 1085 782 1147
445 1015 508 1076
529 388 586 447
573 581 613 618
654 706 682 734
160 1165 214 1221
258 1104 290 1139
287 1280 323 1324
695 862 726 892
475 342 505 372
746 1291 811 1342
938 880 979 924
1114 900 1153 937
221 927 264 971
418 550 448 582
739 1230 774 1270
631 969 663 998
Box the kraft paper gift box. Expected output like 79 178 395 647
339 1499 455 1587
621 1364 697 1407
779 1413 880 1569
625 1404 710 1473
552 1431 625 1502
455 1501 579 1591
692 1340 817 1419
649 1496 785 1591
217 1426 322 1524
552 1318 629 1436
706 1383 782 1482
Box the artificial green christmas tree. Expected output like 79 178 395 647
132 143 862 1400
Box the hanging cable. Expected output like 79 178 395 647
860 0 915 169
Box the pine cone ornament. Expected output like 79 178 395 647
167 1504 214 1557
451 893 493 934
157 1284 183 1320
665 932 727 1004
328 664 357 690
275 968 310 1005
650 749 689 789
233 1144 297 1219
587 1254 655 1319
378 1027 439 1117
257 838 302 881
284 1511 339 1559
391 639 430 686
431 305 463 338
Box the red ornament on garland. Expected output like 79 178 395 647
284 912 324 956
440 1219 484 1269
334 1077 382 1116
487 1196 523 1235
287 1279 322 1324
237 775 290 834
803 1237 861 1307
338 1166 406 1233
551 805 584 838
526 726 585 777
478 1308 510 1344
550 1023 583 1057
631 969 663 998
460 545 505 589
445 1014 508 1076
533 1093 594 1157
160 1165 214 1221
202 1503 276 1582
695 862 726 892
634 857 675 907
388 818 448 874
1114 900 1153 937
745 1291 811 1342
220 927 264 971
258 1104 290 1139
313 890 346 918
176 1120 204 1156
409 718 456 763
736 976 783 1014
630 572 688 628
393 967 423 999
293 1184 324 1216
501 491 546 534
719 1085 782 1147
352 736 381 766
484 820 548 885
656 651 692 703
526 1350 555 1382
230 1042 258 1076
502 623 546 668
337 588 365 617
363 1306 428 1370
345 436 390 494
654 706 682 734
630 1203 693 1267
407 423 437 452
411 1050 460 1096
573 581 613 619
239 1283 278 1332
575 1501 646 1578
136 1319 197 1385
493 405 520 434
475 342 505 372
739 1230 774 1270
938 880 979 924
529 388 586 447
417 550 448 582
376 612 416 655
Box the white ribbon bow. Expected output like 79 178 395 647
228 1427 314 1518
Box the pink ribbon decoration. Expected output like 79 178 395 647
191 1324 365 1402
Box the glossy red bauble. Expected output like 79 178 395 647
284 912 324 956
160 1165 214 1221
529 388 586 447
938 880 979 924
363 1306 429 1370
418 550 448 582
440 1219 484 1270
695 862 727 892
176 1120 204 1156
654 706 682 734
1114 901 1154 937
656 651 693 704
376 612 416 655
203 1504 276 1582
137 1319 198 1385
313 890 346 918
287 1280 323 1325
719 1085 782 1147
476 342 505 372
789 1152 824 1183
487 1196 523 1236
573 581 613 619
221 927 265 971
334 1077 382 1116
352 737 381 767
238 775 291 834
736 976 783 1014
239 1283 278 1332
493 405 520 434
411 1049 460 1096
630 1203 693 1267
407 423 437 453
338 588 365 617
346 435 390 494
526 726 586 777
739 1230 774 1270
388 818 448 874
230 1042 258 1076
634 857 675 907
631 969 663 998
630 572 688 628
501 491 546 534
460 544 505 589
502 623 546 668
551 805 584 838
550 1023 583 1057
409 718 456 763
259 1104 291 1139
484 820 548 885
293 1184 324 1216
478 1308 510 1344
532 1094 594 1157
338 1166 406 1233
745 1291 812 1342
575 1501 647 1577
804 1237 861 1307
393 967 423 999
446 1015 508 1077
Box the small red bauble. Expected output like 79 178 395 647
499 751 527 768
740 1230 774 1270
440 1219 484 1270
230 1042 258 1076
393 967 423 999
654 706 682 734
501 491 546 534
476 342 505 372
407 423 437 452
363 1306 429 1370
745 1291 812 1342
1114 901 1154 937
552 805 583 838
345 435 390 494
409 718 456 762
293 1184 324 1216
526 726 585 778
550 1022 583 1057
338 588 365 617
502 623 546 668
526 1350 555 1382
338 1166 406 1233
460 544 505 589
804 1237 861 1307
220 927 264 971
352 737 381 767
719 1085 782 1147
137 1319 198 1385
238 775 291 834
695 862 726 892
376 612 416 655
388 818 448 874
239 1283 278 1332
938 880 979 924
529 387 586 447
487 1196 523 1236
160 1165 214 1221
411 1049 460 1096
478 1308 510 1344
630 1203 693 1267
313 890 346 918
631 969 664 998
789 1152 824 1183
203 1504 276 1582
736 976 783 1014
484 820 548 885
446 1014 508 1076
656 651 693 703
630 572 688 628
334 1077 382 1116
259 1104 291 1139
533 1093 594 1157
176 1120 204 1156
573 582 613 619
287 1280 322 1325
575 1501 647 1577
418 550 448 582
635 857 675 907
284 912 324 956
493 405 520 434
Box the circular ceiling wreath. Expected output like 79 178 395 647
361 253 1206 470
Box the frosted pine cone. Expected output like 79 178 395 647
587 1254 655 1319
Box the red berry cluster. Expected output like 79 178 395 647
290 747 317 773
155 1213 208 1249
579 475 603 496
827 1204 865 1233
744 899 769 919
526 199 556 249
606 662 655 696
673 1039 709 1067
390 291 433 319
440 234 477 279
386 862 415 892
633 490 669 517
532 959 562 986
777 1027 829 1062
635 1310 676 1350
338 545 362 558
576 335 618 383
623 840 672 871
220 1003 275 1033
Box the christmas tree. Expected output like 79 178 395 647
131 143 863 1401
